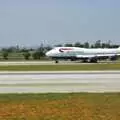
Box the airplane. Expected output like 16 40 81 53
46 46 120 63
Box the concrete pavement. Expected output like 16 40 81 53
0 71 120 93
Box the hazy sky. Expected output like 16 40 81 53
0 0 120 47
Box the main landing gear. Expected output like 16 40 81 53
82 58 98 63
89 58 98 63
55 60 59 63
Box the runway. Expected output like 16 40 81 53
0 61 119 65
0 61 54 65
0 71 120 93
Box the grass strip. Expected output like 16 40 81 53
0 63 120 71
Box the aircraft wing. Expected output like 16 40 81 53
96 54 120 57
76 54 120 58
76 55 96 58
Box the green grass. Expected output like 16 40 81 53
0 93 119 102
0 63 120 71
0 93 119 120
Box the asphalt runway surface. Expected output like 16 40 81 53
0 61 119 65
0 71 120 93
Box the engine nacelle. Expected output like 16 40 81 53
110 56 118 61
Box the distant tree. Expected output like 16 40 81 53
84 42 89 48
32 51 41 60
39 50 45 57
2 46 20 53
37 47 45 57
64 43 73 47
2 51 8 60
54 44 63 47
23 52 31 60
20 48 29 52
32 50 45 60
101 40 112 48
5 47 14 53
45 46 52 51
105 40 111 48
101 43 106 48
111 44 119 48
91 44 94 48
74 42 83 47
16 45 20 51
94 40 101 48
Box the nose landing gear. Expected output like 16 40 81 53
55 60 59 63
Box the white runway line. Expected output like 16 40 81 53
0 61 119 65
0 61 54 65
0 71 120 93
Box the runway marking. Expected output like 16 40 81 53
0 71 119 93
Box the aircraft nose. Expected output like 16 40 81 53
46 49 57 57
46 51 53 57
45 51 50 56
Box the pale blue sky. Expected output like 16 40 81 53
0 0 120 47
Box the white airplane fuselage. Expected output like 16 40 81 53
46 47 120 63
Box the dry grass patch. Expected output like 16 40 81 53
0 93 119 120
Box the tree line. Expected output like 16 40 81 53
56 40 119 48
0 40 119 60
0 46 49 60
